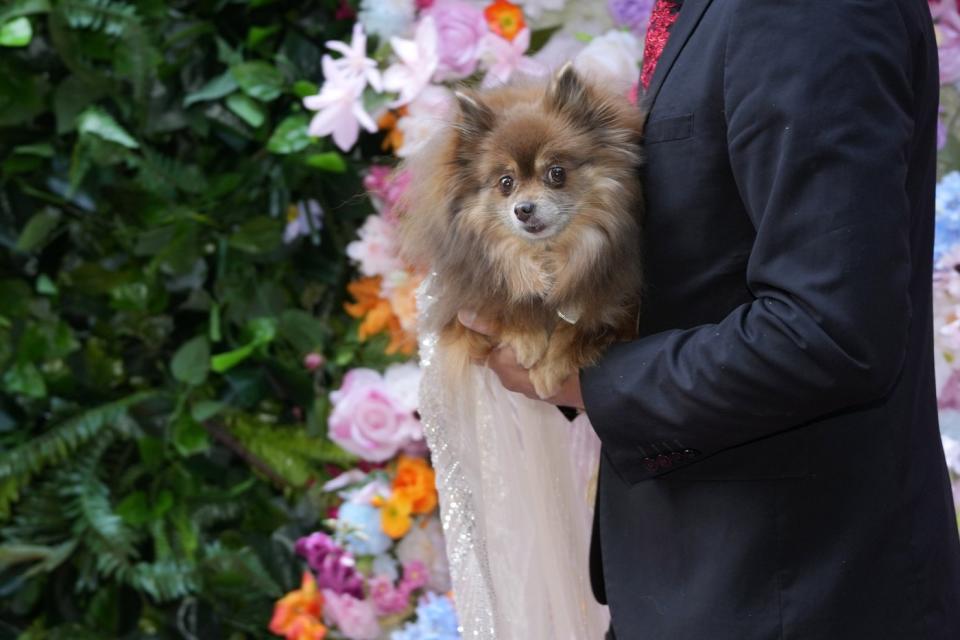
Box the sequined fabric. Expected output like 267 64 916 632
416 275 608 639
641 0 681 89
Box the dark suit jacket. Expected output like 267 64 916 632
580 1 960 638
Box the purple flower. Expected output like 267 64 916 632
295 532 365 599
284 200 324 244
607 0 655 35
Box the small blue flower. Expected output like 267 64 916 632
935 171 960 265
390 593 461 640
336 502 392 556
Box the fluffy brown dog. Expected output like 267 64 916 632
399 65 644 398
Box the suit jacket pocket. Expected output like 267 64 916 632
643 112 694 144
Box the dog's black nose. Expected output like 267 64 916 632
514 201 535 222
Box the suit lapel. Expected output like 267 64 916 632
643 0 715 111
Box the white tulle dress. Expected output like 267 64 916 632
417 275 610 639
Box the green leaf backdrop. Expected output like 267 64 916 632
0 1 399 637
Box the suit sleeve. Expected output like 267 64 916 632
580 0 919 480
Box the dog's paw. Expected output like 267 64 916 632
503 330 549 369
529 361 571 400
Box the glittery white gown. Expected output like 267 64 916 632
417 276 610 639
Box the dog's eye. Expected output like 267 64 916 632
547 166 566 186
498 175 514 195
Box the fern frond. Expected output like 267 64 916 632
0 391 158 481
200 542 283 599
227 417 357 488
59 0 137 37
61 468 141 581
135 146 205 198
129 559 198 602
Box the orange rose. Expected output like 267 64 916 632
392 455 438 515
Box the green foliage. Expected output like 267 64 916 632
0 1 400 636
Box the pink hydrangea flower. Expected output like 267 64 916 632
321 589 381 640
346 213 406 279
368 575 411 615
426 1 489 81
328 365 423 462
932 3 960 84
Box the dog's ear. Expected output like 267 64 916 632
547 63 619 130
454 90 493 140
548 62 589 109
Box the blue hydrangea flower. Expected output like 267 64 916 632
390 593 461 640
935 171 960 266
336 502 392 556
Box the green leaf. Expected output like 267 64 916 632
172 412 209 457
267 113 310 154
76 106 139 149
115 491 150 526
0 0 50 25
3 362 46 398
13 142 54 157
246 24 279 48
228 216 282 253
36 274 58 295
0 17 33 47
190 400 225 422
225 92 265 128
183 71 238 107
292 80 318 98
15 207 61 252
230 61 284 102
305 151 347 173
210 342 257 374
171 336 210 386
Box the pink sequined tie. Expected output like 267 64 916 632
641 0 681 90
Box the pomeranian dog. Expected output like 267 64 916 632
399 65 644 399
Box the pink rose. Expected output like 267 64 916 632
328 365 423 462
426 1 489 81
346 213 405 278
321 589 381 640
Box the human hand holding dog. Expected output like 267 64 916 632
457 310 585 410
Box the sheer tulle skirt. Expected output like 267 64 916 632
418 276 609 639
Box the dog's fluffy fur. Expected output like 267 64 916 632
399 66 645 398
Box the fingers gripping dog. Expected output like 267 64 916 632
399 65 645 398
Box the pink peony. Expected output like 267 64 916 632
321 589 381 640
426 1 489 81
328 365 423 462
346 213 406 279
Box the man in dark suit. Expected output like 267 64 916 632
460 0 960 637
